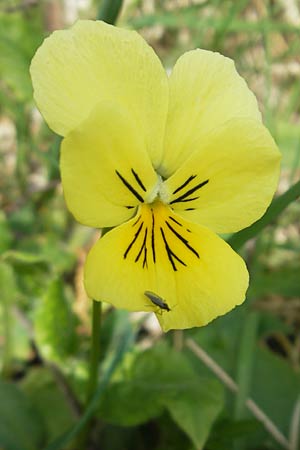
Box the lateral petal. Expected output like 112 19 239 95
162 118 281 234
61 101 158 228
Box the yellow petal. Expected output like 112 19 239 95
61 101 158 228
159 49 262 176
84 202 249 331
30 20 168 167
162 118 281 234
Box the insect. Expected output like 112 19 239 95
144 291 171 312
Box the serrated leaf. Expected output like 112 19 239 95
0 380 45 450
34 278 78 362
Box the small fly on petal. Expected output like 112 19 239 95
144 291 171 312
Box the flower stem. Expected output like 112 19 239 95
228 179 300 251
77 300 102 448
86 300 102 404
97 0 124 24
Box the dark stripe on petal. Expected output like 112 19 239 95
143 247 148 268
176 196 199 203
165 221 200 258
172 175 197 195
151 210 156 263
135 228 148 263
170 179 209 204
169 216 183 227
160 227 187 271
132 215 141 226
115 170 144 203
131 168 146 192
124 222 143 258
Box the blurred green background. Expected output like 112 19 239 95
0 1 299 449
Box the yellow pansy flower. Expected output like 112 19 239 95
30 20 280 331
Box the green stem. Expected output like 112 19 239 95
2 298 12 378
77 301 102 448
45 324 132 450
86 300 102 404
228 180 300 251
234 312 260 419
97 0 124 24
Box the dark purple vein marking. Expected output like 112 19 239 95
135 228 148 265
151 210 156 263
170 179 209 204
131 169 146 192
116 170 144 203
132 215 141 227
124 222 143 258
165 221 199 258
172 175 197 195
169 216 183 226
160 227 187 271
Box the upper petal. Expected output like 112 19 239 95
30 20 169 167
162 118 281 234
159 49 262 176
61 101 158 228
84 202 249 331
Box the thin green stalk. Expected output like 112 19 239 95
86 300 102 403
228 179 300 251
45 324 132 450
2 299 12 378
290 138 300 183
97 0 124 24
234 311 260 421
76 301 102 448
262 2 273 133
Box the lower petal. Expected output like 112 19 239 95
84 202 249 331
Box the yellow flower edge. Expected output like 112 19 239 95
30 20 281 330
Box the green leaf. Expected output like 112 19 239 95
0 379 45 450
252 264 300 298
99 344 224 448
188 312 300 445
34 278 78 362
21 367 77 444
206 418 261 450
251 347 300 436
165 378 224 449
